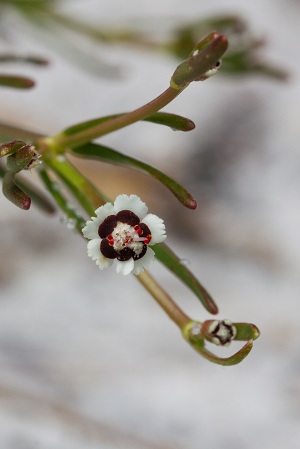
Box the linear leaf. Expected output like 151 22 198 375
62 112 195 137
234 322 260 341
71 142 197 210
153 242 218 314
0 75 35 89
39 168 86 229
0 53 48 65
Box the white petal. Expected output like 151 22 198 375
96 256 114 270
142 214 166 244
83 203 115 239
132 247 155 275
82 216 101 239
87 238 102 260
95 202 115 222
115 258 135 275
87 239 114 270
113 194 148 220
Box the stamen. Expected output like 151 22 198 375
107 234 114 246
100 216 152 262
134 225 143 235
144 234 152 245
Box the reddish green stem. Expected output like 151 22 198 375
41 86 182 152
136 270 191 329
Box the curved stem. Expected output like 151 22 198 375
136 270 191 329
190 339 254 366
42 86 183 152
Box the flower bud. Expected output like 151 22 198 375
170 32 228 89
6 145 40 173
0 140 24 158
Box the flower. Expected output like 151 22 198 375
82 194 166 275
201 320 237 346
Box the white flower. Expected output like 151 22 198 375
82 194 166 275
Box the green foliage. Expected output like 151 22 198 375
72 142 197 210
0 5 272 364
0 74 35 89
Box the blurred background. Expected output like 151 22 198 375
0 0 300 448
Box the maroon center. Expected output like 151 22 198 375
98 210 152 261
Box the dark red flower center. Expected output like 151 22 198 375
98 210 151 261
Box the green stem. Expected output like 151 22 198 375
190 339 254 366
136 270 191 329
41 86 183 152
44 155 106 216
40 159 191 331
39 167 86 230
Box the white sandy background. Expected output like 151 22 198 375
0 1 300 448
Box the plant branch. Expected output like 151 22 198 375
41 86 183 152
136 270 191 329
43 155 107 215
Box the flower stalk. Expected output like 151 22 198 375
136 270 191 328
43 154 107 215
0 28 260 365
39 86 182 153
37 32 228 155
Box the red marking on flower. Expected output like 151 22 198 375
134 225 143 235
144 235 152 245
107 234 114 246
139 223 152 244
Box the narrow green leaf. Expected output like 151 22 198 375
0 53 49 65
144 112 195 131
71 142 197 210
234 322 260 341
153 243 218 314
221 54 288 80
39 168 86 228
62 112 195 137
44 155 107 216
0 75 35 89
